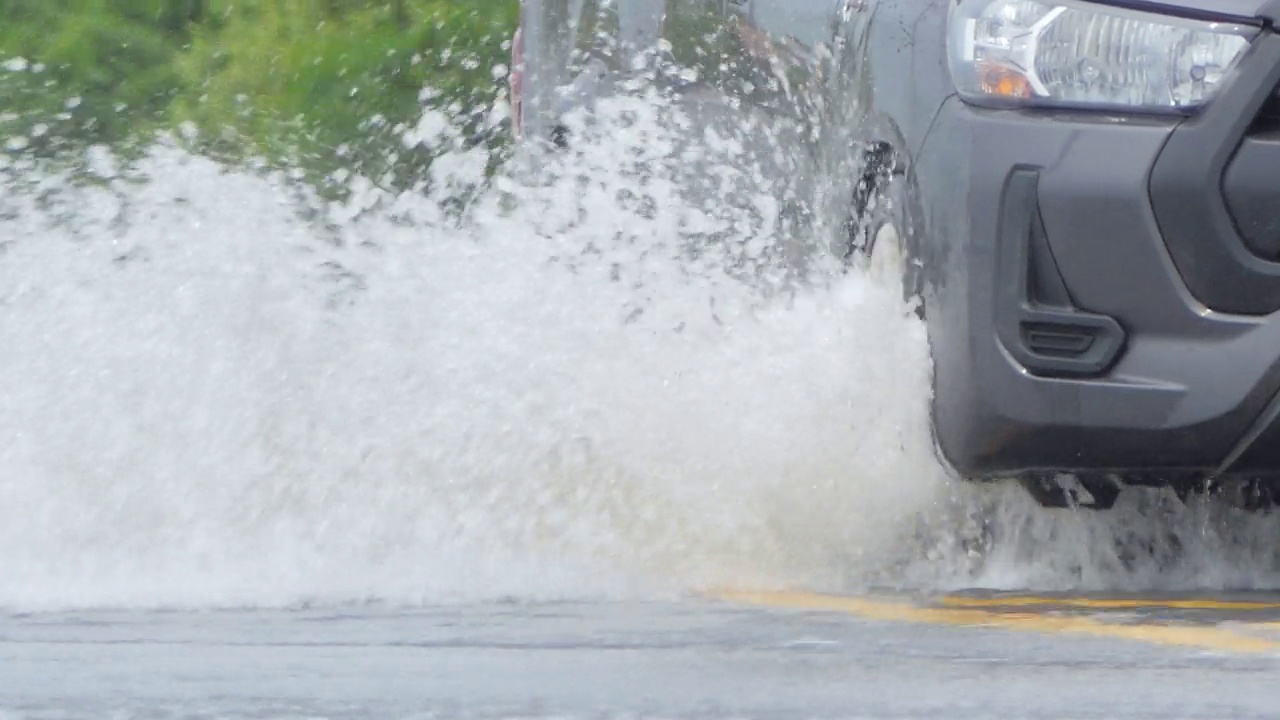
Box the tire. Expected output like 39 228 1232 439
843 144 925 319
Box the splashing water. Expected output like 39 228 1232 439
0 91 951 609
4 26 1280 614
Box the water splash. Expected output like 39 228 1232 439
0 92 952 609
4 21 1280 613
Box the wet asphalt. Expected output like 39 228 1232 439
4 592 1280 719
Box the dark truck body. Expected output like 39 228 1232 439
514 0 1280 508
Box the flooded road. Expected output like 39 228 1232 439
7 5 1280 717
6 91 1280 720
6 593 1280 719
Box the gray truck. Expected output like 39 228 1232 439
513 0 1280 510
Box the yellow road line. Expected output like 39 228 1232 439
938 596 1280 612
712 589 1280 655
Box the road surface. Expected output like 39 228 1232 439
6 589 1280 719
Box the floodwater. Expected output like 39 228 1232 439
6 595 1280 719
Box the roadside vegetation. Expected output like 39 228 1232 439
0 0 519 195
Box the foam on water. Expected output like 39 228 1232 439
3 85 1280 612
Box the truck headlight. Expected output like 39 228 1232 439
947 0 1258 112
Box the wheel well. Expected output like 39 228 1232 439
849 140 900 226
840 138 925 317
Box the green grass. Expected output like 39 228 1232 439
0 0 519 194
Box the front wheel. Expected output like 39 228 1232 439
843 149 925 319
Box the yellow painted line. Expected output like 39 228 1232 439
938 596 1280 612
712 589 1280 655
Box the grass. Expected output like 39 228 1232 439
0 0 520 194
